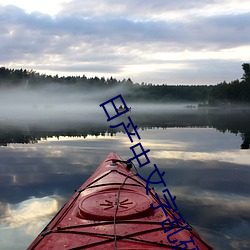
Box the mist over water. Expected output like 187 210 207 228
0 84 198 124
0 85 100 122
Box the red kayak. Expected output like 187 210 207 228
28 152 213 249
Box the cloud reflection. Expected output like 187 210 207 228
152 150 250 166
0 196 62 249
172 186 250 215
0 196 59 229
165 187 250 249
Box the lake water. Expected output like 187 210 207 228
0 105 250 249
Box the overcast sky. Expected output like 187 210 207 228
0 0 250 85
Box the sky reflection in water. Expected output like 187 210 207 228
0 125 250 249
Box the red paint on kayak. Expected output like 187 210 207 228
28 152 214 249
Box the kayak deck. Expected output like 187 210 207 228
28 152 213 249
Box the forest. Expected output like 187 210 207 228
0 63 250 104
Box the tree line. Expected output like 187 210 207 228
208 63 250 105
0 63 249 104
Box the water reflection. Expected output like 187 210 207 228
0 108 250 249
0 196 62 250
1 196 59 228
0 108 250 149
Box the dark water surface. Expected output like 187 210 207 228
0 106 250 249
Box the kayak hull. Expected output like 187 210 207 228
28 152 213 249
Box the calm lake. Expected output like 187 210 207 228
0 104 250 249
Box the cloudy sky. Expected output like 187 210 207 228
0 0 250 85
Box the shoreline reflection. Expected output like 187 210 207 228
0 108 250 149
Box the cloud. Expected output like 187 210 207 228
0 1 250 84
58 0 241 19
3 5 248 49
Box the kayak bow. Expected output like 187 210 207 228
28 152 213 249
